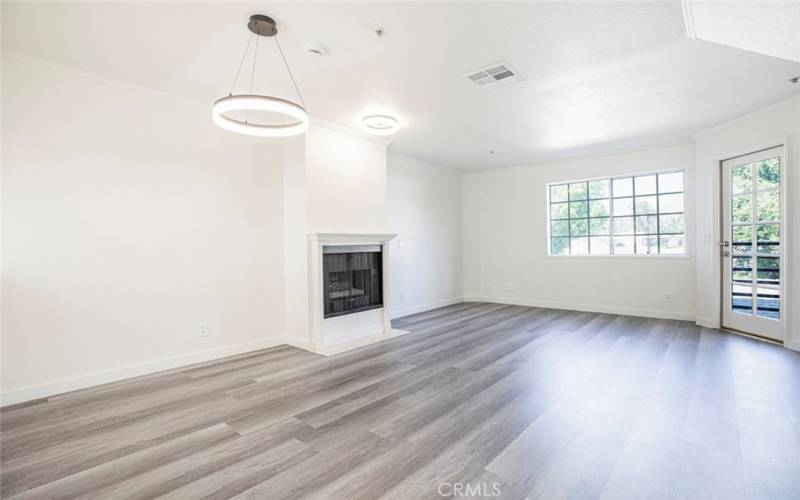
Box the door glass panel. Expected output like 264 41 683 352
756 256 779 285
731 164 753 194
732 256 752 283
756 191 779 222
756 158 780 191
731 194 752 223
756 286 780 320
732 284 754 315
756 224 779 255
732 225 752 255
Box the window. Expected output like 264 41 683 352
548 170 685 256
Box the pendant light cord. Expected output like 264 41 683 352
229 34 254 96
274 35 307 109
249 33 260 94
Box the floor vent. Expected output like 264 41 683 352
464 61 522 88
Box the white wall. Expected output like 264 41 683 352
387 154 462 318
693 95 800 349
1 54 286 404
462 141 697 320
281 137 310 348
305 123 389 234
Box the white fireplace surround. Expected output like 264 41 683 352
307 233 409 355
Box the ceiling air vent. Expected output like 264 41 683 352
464 61 522 88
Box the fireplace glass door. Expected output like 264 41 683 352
323 245 383 318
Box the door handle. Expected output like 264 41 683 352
719 241 730 247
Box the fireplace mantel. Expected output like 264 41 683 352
307 233 406 355
310 233 398 245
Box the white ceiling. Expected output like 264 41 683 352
683 0 800 63
3 1 799 170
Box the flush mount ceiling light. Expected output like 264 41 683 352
213 15 308 138
360 115 399 136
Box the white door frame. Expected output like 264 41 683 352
716 139 790 342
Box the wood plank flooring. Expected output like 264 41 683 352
2 302 800 499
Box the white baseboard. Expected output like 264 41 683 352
390 296 464 319
1 336 284 407
784 339 800 352
694 316 718 328
463 295 695 322
284 335 311 350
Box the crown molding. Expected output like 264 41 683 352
311 117 392 146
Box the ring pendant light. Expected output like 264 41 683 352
213 15 309 137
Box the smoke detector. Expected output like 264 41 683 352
464 61 523 88
304 41 328 56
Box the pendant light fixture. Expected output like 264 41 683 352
213 15 309 137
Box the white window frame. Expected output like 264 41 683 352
546 169 688 258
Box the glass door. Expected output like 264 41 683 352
721 145 784 340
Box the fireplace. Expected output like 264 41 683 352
323 245 383 318
307 233 401 355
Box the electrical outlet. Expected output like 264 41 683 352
664 292 672 303
197 322 208 337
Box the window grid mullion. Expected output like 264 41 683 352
750 163 757 313
611 178 616 255
585 181 590 255
567 184 572 255
656 174 661 254
632 176 637 254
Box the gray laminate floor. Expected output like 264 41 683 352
2 302 800 499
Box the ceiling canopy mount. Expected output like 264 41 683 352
247 15 277 37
